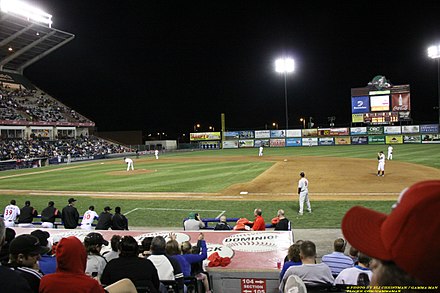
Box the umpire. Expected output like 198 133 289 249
61 198 79 229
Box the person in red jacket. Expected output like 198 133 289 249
251 208 266 231
39 236 104 293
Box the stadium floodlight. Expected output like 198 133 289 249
427 44 440 125
0 0 53 27
274 57 295 129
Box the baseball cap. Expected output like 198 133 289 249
342 180 440 285
104 206 112 211
9 234 51 255
30 229 50 247
68 197 76 204
188 212 196 219
84 232 109 246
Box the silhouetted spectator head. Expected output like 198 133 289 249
110 235 121 252
119 236 138 257
357 252 371 267
287 243 301 262
84 232 108 254
48 201 54 207
334 238 346 253
181 241 192 254
104 206 112 212
68 198 76 204
5 227 16 244
24 200 30 206
9 234 50 266
141 237 153 254
10 199 16 205
299 240 316 259
30 229 50 248
342 180 440 286
165 239 180 256
115 207 121 213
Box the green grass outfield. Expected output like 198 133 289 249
0 144 438 228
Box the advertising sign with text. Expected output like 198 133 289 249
254 130 270 139
190 132 221 141
302 137 318 146
285 138 302 147
350 127 367 135
335 137 351 145
270 138 285 147
302 129 318 137
239 140 254 148
385 135 403 144
224 131 239 140
402 125 420 134
319 137 334 146
384 126 401 134
254 139 270 147
286 129 301 137
351 96 369 113
351 136 368 145
367 126 383 135
239 131 254 139
222 140 239 149
368 135 385 144
422 134 440 143
330 128 350 136
270 130 286 138
391 93 410 111
403 135 421 144
420 124 439 134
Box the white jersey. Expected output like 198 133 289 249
387 146 393 154
378 153 385 163
298 178 309 194
81 210 99 225
124 158 133 164
3 204 20 221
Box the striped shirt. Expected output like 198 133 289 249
321 252 354 276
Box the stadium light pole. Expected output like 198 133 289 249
275 57 295 130
427 44 440 125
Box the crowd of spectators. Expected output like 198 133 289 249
0 86 92 124
0 135 131 161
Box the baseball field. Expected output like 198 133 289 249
0 144 439 228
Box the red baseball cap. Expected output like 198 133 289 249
342 180 440 285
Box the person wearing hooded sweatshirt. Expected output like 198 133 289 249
39 236 104 293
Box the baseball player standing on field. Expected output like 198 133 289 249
3 199 20 228
298 171 312 215
387 144 393 160
258 146 264 157
124 157 134 171
377 151 385 176
154 149 159 160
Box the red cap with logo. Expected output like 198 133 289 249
342 180 440 285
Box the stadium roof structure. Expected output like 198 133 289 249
0 6 74 74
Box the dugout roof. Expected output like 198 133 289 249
0 11 74 74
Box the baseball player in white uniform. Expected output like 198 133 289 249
81 205 99 230
297 172 312 215
258 146 264 157
377 151 385 176
387 145 393 160
3 199 20 228
124 157 134 171
154 149 159 160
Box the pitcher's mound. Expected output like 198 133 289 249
107 169 155 176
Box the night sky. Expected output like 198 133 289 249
24 1 440 137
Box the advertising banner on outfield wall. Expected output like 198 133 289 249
384 126 401 134
254 139 270 147
351 96 370 113
270 130 286 138
352 114 364 123
422 134 440 143
254 130 270 139
190 132 221 141
368 136 385 144
302 137 318 146
404 135 421 144
335 137 351 145
319 137 334 146
270 138 285 147
224 131 239 140
350 127 367 135
402 125 420 134
285 138 302 147
318 128 331 136
351 136 368 145
420 124 439 134
286 129 301 137
367 126 383 135
239 131 254 139
222 140 239 149
386 135 403 144
330 128 350 136
302 129 318 137
239 140 254 148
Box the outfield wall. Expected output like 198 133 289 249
191 124 440 148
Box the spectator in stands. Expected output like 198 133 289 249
280 240 334 291
0 227 15 265
30 229 56 275
39 236 105 293
80 205 98 230
342 180 440 287
184 212 204 231
348 246 359 265
0 218 33 292
180 233 211 293
274 209 291 231
101 235 160 291
111 206 129 230
280 243 302 281
8 234 50 292
148 235 184 292
41 201 61 229
214 215 232 230
141 237 154 258
103 235 121 263
334 252 372 285
3 199 20 228
61 198 79 229
251 208 266 231
95 206 113 230
83 232 108 280
322 238 354 277
18 200 38 228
